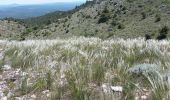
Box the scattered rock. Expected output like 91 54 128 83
0 91 4 97
101 83 112 93
128 64 160 74
7 91 13 98
111 86 123 92
102 84 109 93
31 94 36 99
21 72 28 76
2 65 11 71
1 96 7 100
14 97 23 100
46 93 50 97
42 90 49 94
0 81 8 91
141 95 147 100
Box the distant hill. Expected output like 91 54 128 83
0 2 84 19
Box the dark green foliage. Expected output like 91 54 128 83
118 23 125 29
98 14 109 24
98 7 110 24
19 29 31 41
111 20 118 26
145 34 152 40
85 15 92 19
66 30 69 33
155 14 161 22
163 0 170 5
33 26 38 30
159 26 169 34
156 26 169 40
42 32 51 37
46 20 52 25
156 34 167 40
95 29 98 33
103 7 109 13
141 12 146 20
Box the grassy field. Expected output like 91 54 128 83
0 37 170 99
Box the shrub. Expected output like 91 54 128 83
159 26 169 34
98 7 110 24
103 7 109 13
46 20 51 25
156 34 167 40
111 20 118 26
117 23 125 29
85 15 92 19
66 30 69 33
145 34 152 40
33 26 38 30
98 14 109 24
155 14 161 22
157 26 169 40
141 12 146 20
42 32 51 37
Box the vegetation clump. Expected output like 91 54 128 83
157 26 169 40
98 7 110 24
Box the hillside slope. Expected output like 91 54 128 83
23 0 169 39
1 0 170 40
0 20 25 39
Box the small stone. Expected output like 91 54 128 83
47 93 50 97
7 92 13 97
0 91 4 97
61 74 65 79
31 94 36 99
1 96 7 100
15 69 21 76
111 86 123 92
2 65 11 71
14 97 22 100
42 90 49 94
21 72 28 76
128 64 160 74
141 95 147 100
102 84 108 93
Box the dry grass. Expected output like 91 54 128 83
0 37 170 99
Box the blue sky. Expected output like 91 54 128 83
0 0 86 5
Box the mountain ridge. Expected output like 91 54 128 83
0 2 84 19
0 0 170 40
